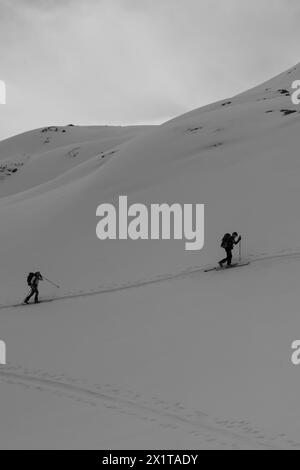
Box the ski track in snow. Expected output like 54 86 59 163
0 364 297 450
1 248 300 309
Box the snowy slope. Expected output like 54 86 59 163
0 125 154 197
0 64 300 449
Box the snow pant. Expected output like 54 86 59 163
220 248 233 266
25 286 39 303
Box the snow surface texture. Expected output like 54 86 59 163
0 64 300 449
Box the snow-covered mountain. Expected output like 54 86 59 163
0 63 300 449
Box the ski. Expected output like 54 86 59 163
0 299 55 310
204 262 250 273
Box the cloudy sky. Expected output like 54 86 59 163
0 0 300 140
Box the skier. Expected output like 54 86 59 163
219 232 242 268
24 272 43 304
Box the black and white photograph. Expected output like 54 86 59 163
0 0 300 451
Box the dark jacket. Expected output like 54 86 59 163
31 273 43 289
226 235 240 251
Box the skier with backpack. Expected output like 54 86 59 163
24 272 44 304
219 232 242 268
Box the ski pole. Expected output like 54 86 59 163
239 239 242 263
43 277 60 289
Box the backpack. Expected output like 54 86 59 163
27 272 35 286
221 233 231 249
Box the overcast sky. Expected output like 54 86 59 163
0 0 300 140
